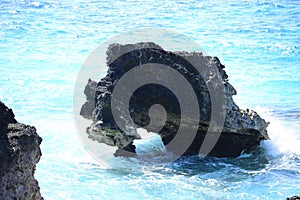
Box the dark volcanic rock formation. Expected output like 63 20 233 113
80 42 269 158
287 196 300 200
0 101 43 200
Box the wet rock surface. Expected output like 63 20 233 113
0 101 43 200
80 42 269 158
287 196 300 200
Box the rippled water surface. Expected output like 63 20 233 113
1 0 300 199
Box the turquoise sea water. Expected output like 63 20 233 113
1 0 300 199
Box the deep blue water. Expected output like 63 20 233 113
1 0 300 199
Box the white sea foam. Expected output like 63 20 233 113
29 1 41 7
134 128 166 156
256 106 300 157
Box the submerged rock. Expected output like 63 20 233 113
0 101 43 200
80 42 269 158
287 196 300 200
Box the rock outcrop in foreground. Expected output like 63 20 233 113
80 42 269 158
287 196 300 200
0 101 43 200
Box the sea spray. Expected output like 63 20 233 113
256 106 300 157
134 128 166 156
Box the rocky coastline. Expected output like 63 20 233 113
80 42 269 158
287 196 300 200
0 101 43 200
